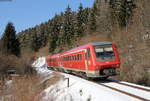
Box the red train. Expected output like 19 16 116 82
46 42 120 79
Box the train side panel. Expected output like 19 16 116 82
59 49 86 73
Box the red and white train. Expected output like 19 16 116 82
46 42 120 79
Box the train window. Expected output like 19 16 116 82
63 57 65 61
79 54 81 60
76 55 78 60
65 57 67 61
77 54 80 60
94 45 115 61
75 55 77 61
70 56 72 61
79 54 82 60
70 56 71 61
68 56 69 61
74 55 76 60
54 58 56 62
85 48 91 59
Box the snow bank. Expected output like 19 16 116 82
32 56 46 68
32 57 53 78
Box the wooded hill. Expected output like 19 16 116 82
18 0 150 86
17 0 136 54
1 0 150 86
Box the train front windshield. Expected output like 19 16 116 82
94 45 115 61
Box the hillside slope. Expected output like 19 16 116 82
18 0 150 86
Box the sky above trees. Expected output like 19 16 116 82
0 0 94 36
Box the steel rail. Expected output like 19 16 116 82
112 81 150 92
93 81 150 101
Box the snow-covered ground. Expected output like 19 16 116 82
32 57 150 101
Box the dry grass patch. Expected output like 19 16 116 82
0 73 62 101
42 73 63 89
11 75 42 101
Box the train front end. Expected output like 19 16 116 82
87 42 120 78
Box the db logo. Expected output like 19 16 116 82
106 61 109 64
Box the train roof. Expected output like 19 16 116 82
87 41 112 46
73 41 112 49
62 41 112 54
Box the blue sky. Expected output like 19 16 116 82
0 0 95 36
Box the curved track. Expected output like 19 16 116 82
108 79 150 92
91 79 150 101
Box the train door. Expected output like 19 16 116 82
58 56 61 67
84 48 91 76
59 56 63 67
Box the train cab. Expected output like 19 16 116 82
85 42 120 78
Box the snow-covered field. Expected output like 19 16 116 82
33 57 150 101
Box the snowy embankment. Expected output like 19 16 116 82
32 57 53 78
33 57 150 101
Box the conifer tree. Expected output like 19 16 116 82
63 5 75 45
2 22 20 56
40 23 47 47
93 0 99 16
30 28 39 52
82 8 90 33
90 6 97 32
49 14 63 52
77 3 84 37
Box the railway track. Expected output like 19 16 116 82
108 79 150 92
70 73 150 101
91 79 150 101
